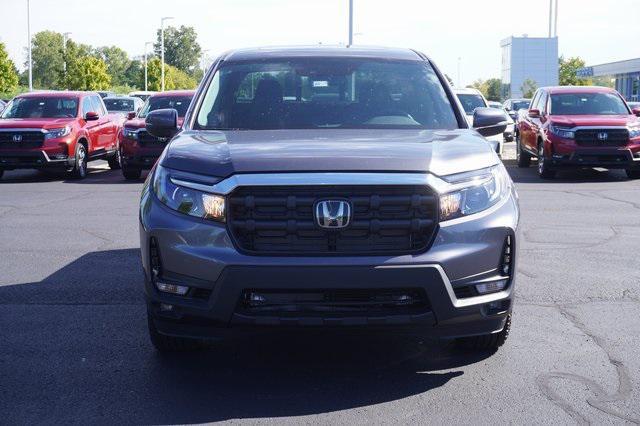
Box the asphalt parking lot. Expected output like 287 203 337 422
1 143 639 424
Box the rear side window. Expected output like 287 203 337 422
90 96 106 116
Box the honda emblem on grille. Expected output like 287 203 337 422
597 132 608 141
12 134 22 142
315 199 351 229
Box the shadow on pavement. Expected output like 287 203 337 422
0 249 492 424
0 164 147 185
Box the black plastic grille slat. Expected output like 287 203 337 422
137 130 167 146
0 131 45 149
227 185 439 255
574 129 629 147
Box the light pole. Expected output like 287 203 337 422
457 57 461 87
27 0 32 91
160 16 174 92
348 0 353 47
144 41 152 92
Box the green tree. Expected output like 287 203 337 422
64 56 111 90
123 59 143 89
146 57 197 91
484 78 502 101
520 78 538 98
29 30 65 89
0 42 19 96
154 25 202 75
559 56 590 86
95 45 130 86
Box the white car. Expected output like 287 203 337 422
128 91 156 102
453 88 503 156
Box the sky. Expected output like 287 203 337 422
1 0 637 86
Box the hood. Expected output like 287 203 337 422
0 117 76 129
125 117 185 129
550 114 636 128
161 129 498 179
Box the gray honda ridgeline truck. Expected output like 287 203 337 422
139 46 519 352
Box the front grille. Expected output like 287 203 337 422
0 131 45 149
227 185 439 255
575 129 629 147
137 130 167 147
237 288 430 317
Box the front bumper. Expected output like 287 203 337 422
0 149 73 170
140 179 519 341
548 147 640 169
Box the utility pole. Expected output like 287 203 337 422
201 49 210 75
554 0 559 37
160 16 174 91
144 41 152 92
457 57 461 87
27 0 32 91
348 0 353 47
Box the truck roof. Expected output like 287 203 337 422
222 45 423 62
15 90 95 98
543 86 618 95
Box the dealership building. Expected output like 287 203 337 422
500 35 559 99
577 58 640 101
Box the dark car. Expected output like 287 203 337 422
0 91 123 179
118 90 194 180
139 46 517 353
516 86 640 179
97 91 116 99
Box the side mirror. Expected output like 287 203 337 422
528 109 541 118
84 111 99 121
472 107 508 137
127 111 137 120
632 107 640 117
146 108 178 139
504 106 511 112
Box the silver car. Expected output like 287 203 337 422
139 46 518 353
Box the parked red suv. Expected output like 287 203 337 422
0 91 123 180
516 86 640 179
118 90 195 180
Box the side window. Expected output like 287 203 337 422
529 91 540 111
81 97 93 116
535 91 547 113
91 96 106 116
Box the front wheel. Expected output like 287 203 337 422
456 314 511 351
69 143 88 180
122 163 142 180
107 149 121 170
626 169 640 180
516 135 531 168
537 143 556 179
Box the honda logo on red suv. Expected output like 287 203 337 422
597 132 608 141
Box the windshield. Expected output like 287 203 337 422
104 98 135 112
456 94 486 115
139 96 192 118
1 97 78 119
195 58 458 130
550 93 629 115
512 100 530 111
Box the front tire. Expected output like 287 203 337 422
516 135 531 168
107 149 121 170
456 314 511 351
69 143 88 180
148 314 207 352
626 169 640 179
537 143 556 179
122 163 142 180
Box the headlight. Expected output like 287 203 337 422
439 165 511 221
548 124 574 139
152 164 225 222
44 126 71 140
628 126 640 139
123 128 138 140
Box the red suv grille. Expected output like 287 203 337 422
0 131 45 149
574 129 629 147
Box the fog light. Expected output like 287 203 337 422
247 292 267 306
475 279 507 295
52 154 68 160
160 303 174 312
155 281 189 296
